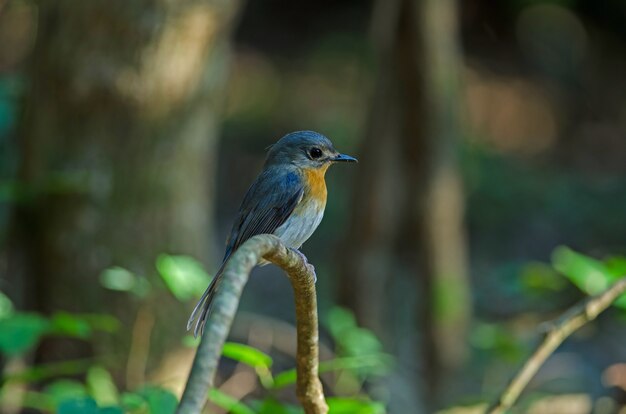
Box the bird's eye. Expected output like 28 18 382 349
309 147 323 159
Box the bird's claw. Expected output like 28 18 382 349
290 248 317 283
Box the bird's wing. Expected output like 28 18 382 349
223 168 304 262
187 168 304 337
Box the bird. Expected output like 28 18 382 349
187 130 357 337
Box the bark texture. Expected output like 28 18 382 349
8 0 239 369
177 234 327 414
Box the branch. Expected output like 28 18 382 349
486 276 626 414
176 234 328 414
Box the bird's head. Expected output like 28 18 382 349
265 131 357 170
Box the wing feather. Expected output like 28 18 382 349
223 168 303 261
187 168 304 337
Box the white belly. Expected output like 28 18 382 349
274 199 324 249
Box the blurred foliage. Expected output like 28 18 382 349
156 255 213 302
2 246 622 412
552 246 626 308
0 257 390 413
2 0 626 411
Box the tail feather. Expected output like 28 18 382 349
187 264 225 338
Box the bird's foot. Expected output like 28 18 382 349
290 248 317 283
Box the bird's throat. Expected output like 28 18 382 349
302 166 328 204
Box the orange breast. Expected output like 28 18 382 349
302 166 328 205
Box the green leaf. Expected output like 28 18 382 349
51 312 92 339
19 390 55 411
99 407 124 414
469 322 525 361
604 256 626 309
87 366 119 406
222 342 274 388
7 358 92 382
136 386 178 414
327 397 385 414
0 290 14 319
181 334 201 348
0 313 50 356
157 255 212 301
273 355 393 389
325 307 383 358
272 369 297 389
326 307 357 339
44 379 88 404
120 392 148 412
100 267 151 298
222 342 273 369
340 328 383 357
80 314 121 333
610 292 626 310
254 397 303 414
322 354 393 376
100 267 137 292
605 256 626 279
58 397 100 414
552 246 611 294
208 389 256 414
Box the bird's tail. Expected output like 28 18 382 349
186 262 226 338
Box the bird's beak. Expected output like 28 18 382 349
332 153 358 163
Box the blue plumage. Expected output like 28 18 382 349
188 131 357 337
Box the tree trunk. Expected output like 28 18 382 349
8 0 239 378
339 0 470 410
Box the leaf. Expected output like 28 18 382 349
222 342 273 369
605 256 626 279
181 334 200 348
87 366 119 406
156 255 212 301
614 294 626 310
604 256 626 309
20 390 55 411
272 369 297 389
58 397 100 414
56 396 123 414
8 358 92 382
100 267 136 292
208 389 256 414
0 313 50 356
46 313 119 339
99 407 124 414
469 322 525 361
326 307 357 339
80 314 121 333
136 386 178 414
222 342 274 388
100 267 151 298
325 307 383 358
273 355 393 389
552 246 611 295
340 328 383 357
51 312 92 339
120 392 148 412
327 397 385 414
0 290 14 319
253 397 303 414
44 379 88 404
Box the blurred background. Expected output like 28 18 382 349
1 0 626 413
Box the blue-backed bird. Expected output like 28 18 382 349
187 130 357 337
